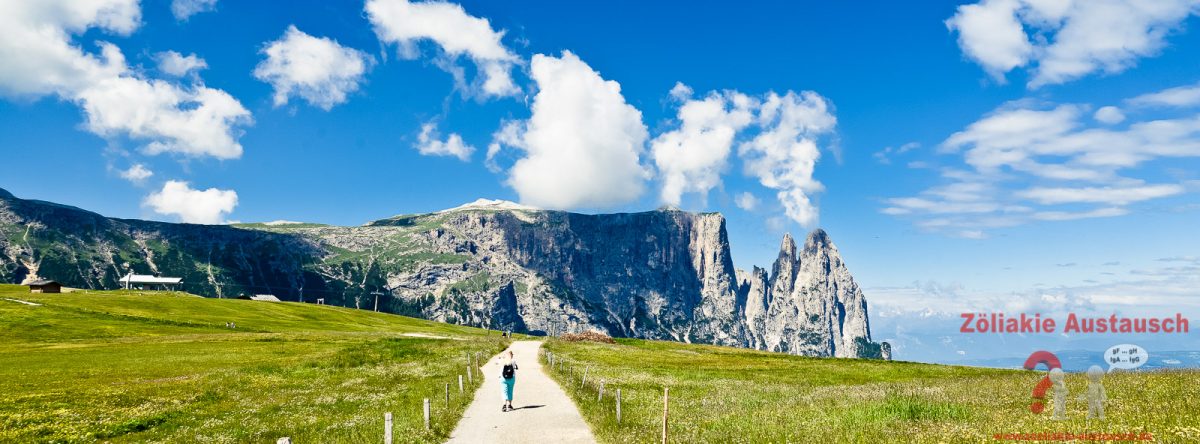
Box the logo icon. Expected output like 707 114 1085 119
1023 350 1062 414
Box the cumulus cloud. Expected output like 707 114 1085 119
254 26 371 110
651 83 755 206
738 91 837 226
883 95 1200 236
156 51 207 77
945 0 1034 80
642 84 840 224
947 0 1200 87
365 0 519 98
77 74 250 159
734 192 760 211
0 1 251 160
1127 82 1200 108
171 0 217 20
1093 105 1125 124
494 51 648 209
119 163 153 183
144 180 237 224
415 121 474 161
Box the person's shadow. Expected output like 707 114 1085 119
510 405 545 411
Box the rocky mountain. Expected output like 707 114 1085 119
0 189 886 358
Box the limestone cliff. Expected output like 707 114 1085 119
0 190 883 358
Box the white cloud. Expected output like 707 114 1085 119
485 119 521 172
883 95 1200 236
254 26 371 110
144 180 237 224
496 51 648 210
365 0 519 98
668 82 693 102
1093 105 1125 124
947 0 1200 87
651 83 755 206
77 74 250 159
119 163 153 183
416 121 474 161
738 91 837 226
1031 207 1128 221
0 1 138 98
945 0 1033 81
155 51 206 77
1127 82 1200 108
874 141 920 164
171 0 217 20
0 1 251 160
1017 183 1184 204
734 192 760 211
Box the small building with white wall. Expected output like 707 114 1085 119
119 273 182 291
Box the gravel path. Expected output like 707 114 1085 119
446 340 596 444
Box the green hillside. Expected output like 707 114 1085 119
544 338 1200 443
0 284 508 443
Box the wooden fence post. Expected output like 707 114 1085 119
582 365 589 388
467 365 473 383
423 398 430 430
616 389 622 425
662 387 669 444
384 412 393 444
598 380 605 402
445 383 450 408
459 375 464 393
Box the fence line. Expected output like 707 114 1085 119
273 347 499 443
543 349 677 437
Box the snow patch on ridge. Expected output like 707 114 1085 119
439 199 540 213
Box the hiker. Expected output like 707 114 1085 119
499 350 518 412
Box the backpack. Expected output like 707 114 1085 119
502 363 515 379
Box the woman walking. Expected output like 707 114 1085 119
499 350 518 412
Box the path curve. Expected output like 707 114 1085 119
446 340 596 444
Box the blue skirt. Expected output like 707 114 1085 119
501 377 515 401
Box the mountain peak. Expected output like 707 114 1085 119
806 228 830 245
438 199 539 213
779 233 797 254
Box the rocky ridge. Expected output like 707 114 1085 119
0 189 885 358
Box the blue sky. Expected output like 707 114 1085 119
2 0 1199 363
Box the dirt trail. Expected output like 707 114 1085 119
446 340 596 444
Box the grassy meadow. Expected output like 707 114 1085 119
544 338 1200 443
0 284 509 443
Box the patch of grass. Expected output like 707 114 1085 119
544 337 1200 443
443 272 492 296
0 284 508 443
